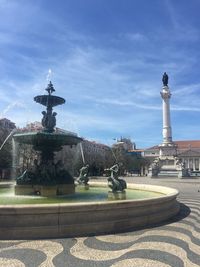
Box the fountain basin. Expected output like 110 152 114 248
0 182 180 239
34 94 65 107
13 131 82 147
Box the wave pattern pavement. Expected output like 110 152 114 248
0 182 199 267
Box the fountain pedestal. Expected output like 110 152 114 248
15 185 34 195
76 184 90 190
15 184 75 197
108 191 126 200
40 186 57 197
57 184 75 195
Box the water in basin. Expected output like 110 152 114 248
0 186 164 205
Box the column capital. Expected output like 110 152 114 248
160 88 171 99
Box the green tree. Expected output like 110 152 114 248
111 145 149 175
0 144 12 169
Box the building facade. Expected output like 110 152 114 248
144 140 200 176
15 122 113 177
0 118 15 132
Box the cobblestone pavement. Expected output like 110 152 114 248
0 177 199 267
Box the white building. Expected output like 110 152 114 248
144 140 200 176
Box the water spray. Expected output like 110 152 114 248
110 146 118 163
0 128 17 151
0 101 24 119
79 142 85 165
46 69 52 82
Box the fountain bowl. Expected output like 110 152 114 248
34 95 65 107
0 182 179 239
13 131 83 148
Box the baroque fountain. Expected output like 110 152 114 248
0 82 180 239
14 81 82 196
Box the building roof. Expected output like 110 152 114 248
175 140 200 149
178 149 200 157
146 140 200 151
128 149 144 153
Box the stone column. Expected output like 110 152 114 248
160 85 172 144
159 73 177 159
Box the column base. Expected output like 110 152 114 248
159 143 177 158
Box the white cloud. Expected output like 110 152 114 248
85 97 161 110
171 106 200 112
0 0 200 148
122 32 147 42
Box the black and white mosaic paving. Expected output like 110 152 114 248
0 178 199 267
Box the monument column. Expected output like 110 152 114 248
160 74 172 144
159 73 177 157
148 73 187 178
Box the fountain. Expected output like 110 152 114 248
0 81 180 239
13 81 82 196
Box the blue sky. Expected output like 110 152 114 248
1 0 200 148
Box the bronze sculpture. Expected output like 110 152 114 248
162 72 168 86
76 164 90 185
107 163 126 192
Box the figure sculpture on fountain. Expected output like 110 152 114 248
76 164 90 185
40 82 59 133
41 111 57 132
107 163 127 192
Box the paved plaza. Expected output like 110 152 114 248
0 177 199 267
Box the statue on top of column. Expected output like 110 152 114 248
162 72 169 86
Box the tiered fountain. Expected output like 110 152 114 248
0 81 180 239
13 81 82 196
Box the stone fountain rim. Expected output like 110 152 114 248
0 182 180 239
0 182 179 209
13 131 80 137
